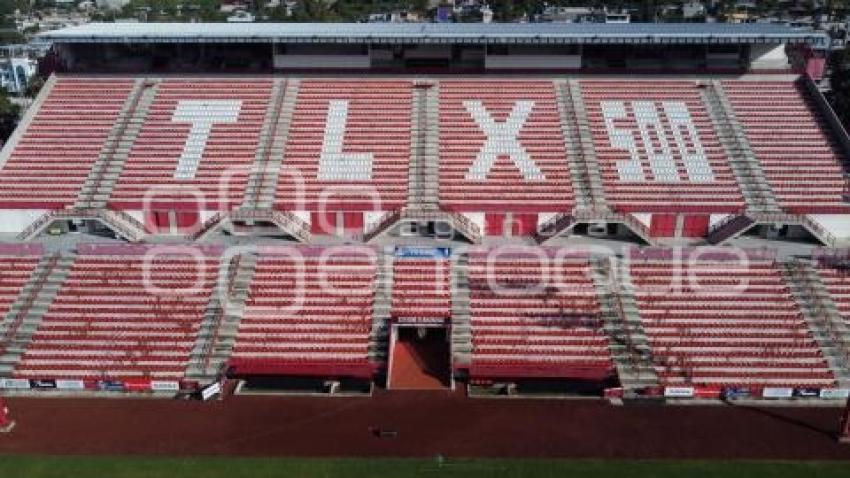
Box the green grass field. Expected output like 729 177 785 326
1 456 850 478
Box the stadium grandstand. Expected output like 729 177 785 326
0 21 848 407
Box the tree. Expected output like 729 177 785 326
0 7 24 46
829 47 850 130
0 89 21 145
290 0 340 22
25 75 44 98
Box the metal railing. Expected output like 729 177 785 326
362 208 482 244
98 209 147 241
230 208 311 243
535 213 574 243
748 212 837 247
186 213 224 241
362 209 402 242
16 210 57 240
17 208 145 242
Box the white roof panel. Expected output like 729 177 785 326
39 22 828 46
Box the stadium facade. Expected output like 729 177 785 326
0 22 848 401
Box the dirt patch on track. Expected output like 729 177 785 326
1 389 849 460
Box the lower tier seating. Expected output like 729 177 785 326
631 258 835 388
229 252 377 378
391 258 451 320
14 254 218 380
466 253 613 380
0 255 40 321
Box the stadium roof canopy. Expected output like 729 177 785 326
39 22 828 47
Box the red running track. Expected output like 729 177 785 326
1 390 850 460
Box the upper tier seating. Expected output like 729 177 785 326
110 79 273 210
438 81 575 213
722 80 849 214
2 75 848 225
630 258 835 388
0 255 40 321
275 80 411 212
230 252 377 376
391 258 450 320
580 80 745 213
466 253 612 379
14 254 218 380
0 78 135 209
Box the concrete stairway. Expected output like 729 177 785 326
702 80 779 215
362 210 403 242
368 251 393 366
590 257 659 392
76 78 159 209
706 213 756 244
242 78 295 210
0 253 74 375
708 212 837 247
782 259 850 388
362 208 482 244
537 208 652 245
699 80 834 246
186 253 258 384
17 208 147 242
186 212 226 242
228 208 311 243
449 253 472 368
407 80 440 211
539 81 620 244
534 212 576 243
557 79 606 210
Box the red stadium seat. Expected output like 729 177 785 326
580 80 746 214
438 81 575 219
229 254 377 373
109 79 273 211
13 253 219 381
466 254 613 380
0 79 135 208
722 79 850 214
630 258 836 388
391 258 451 319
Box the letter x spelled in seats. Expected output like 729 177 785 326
171 100 242 180
463 100 545 182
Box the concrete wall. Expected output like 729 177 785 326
462 212 485 233
813 215 850 240
485 54 581 70
0 210 50 233
749 43 788 69
273 54 370 69
404 45 452 60
631 213 652 229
